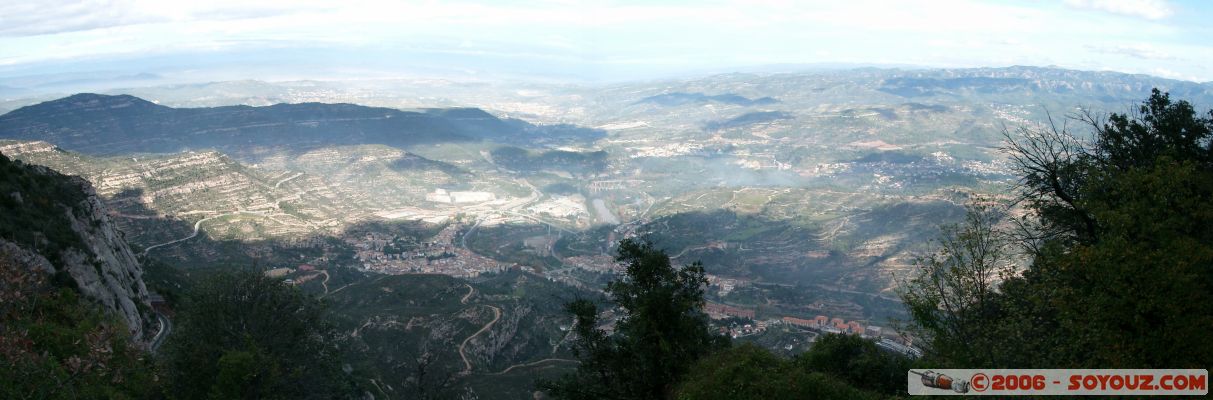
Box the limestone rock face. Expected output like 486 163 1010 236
0 239 54 273
0 164 152 341
58 176 152 340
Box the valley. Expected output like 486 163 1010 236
2 66 1211 399
5 67 1210 306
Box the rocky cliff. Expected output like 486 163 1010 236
0 153 152 340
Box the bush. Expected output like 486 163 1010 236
676 343 885 400
161 270 355 399
0 253 159 399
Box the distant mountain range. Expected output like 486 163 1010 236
637 92 780 107
865 66 1213 104
0 93 603 155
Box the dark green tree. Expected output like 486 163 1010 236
1006 89 1213 368
906 89 1213 369
161 270 355 399
675 343 884 400
794 333 912 395
540 238 729 400
899 201 1014 367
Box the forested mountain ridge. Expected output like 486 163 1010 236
0 93 603 156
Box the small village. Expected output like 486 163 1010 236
704 301 921 358
348 225 513 278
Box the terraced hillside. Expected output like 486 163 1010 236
0 141 326 244
4 67 1200 321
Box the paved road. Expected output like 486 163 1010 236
489 358 579 375
460 178 544 249
142 211 268 255
142 210 291 255
150 312 172 353
141 215 218 255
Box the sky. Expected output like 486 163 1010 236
1 0 1211 88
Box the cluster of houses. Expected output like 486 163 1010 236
703 302 889 343
781 315 883 339
782 315 922 357
703 302 887 340
705 302 756 320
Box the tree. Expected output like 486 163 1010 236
404 349 459 400
675 343 883 400
1093 89 1212 170
540 238 729 400
794 334 912 395
907 89 1213 369
1005 89 1213 246
1006 89 1213 367
161 270 355 399
899 200 1014 367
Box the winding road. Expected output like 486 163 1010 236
141 211 269 255
141 215 221 255
324 274 390 299
140 210 317 256
319 270 331 294
489 358 579 375
457 304 502 375
460 283 475 304
150 312 172 353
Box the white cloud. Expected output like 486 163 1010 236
1064 0 1174 20
0 0 1209 82
0 0 331 37
1086 44 1176 60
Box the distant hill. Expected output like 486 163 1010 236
872 66 1213 102
0 93 602 155
637 92 779 107
704 111 794 131
490 146 608 174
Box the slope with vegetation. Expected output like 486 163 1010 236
0 93 604 156
2 83 1210 400
542 89 1213 399
541 238 907 399
901 89 1213 368
0 152 153 339
324 270 595 399
0 245 159 400
160 270 356 399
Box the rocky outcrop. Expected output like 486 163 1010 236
0 239 54 273
0 155 153 341
58 176 153 340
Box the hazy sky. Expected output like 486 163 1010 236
1 0 1211 85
